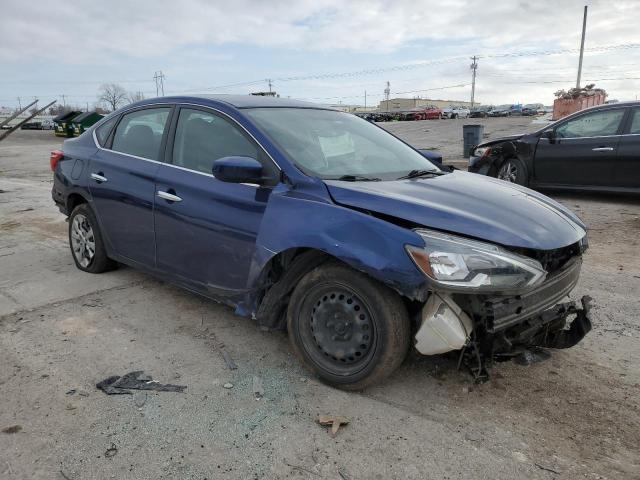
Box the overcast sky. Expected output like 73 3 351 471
1 0 638 109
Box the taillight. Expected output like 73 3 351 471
50 150 64 171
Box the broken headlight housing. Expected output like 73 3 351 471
406 229 547 293
472 146 491 158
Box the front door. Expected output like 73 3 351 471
153 106 279 295
533 107 626 187
88 107 171 266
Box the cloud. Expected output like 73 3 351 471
0 0 637 105
1 0 637 61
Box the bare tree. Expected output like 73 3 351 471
128 91 145 104
98 83 127 112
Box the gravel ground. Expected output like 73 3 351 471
0 128 638 480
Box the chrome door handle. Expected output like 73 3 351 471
90 173 107 182
157 191 182 202
592 147 613 152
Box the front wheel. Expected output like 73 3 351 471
287 263 410 390
68 203 117 273
497 157 528 185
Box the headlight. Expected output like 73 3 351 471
472 146 491 158
406 229 546 293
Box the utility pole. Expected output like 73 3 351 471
16 97 21 110
61 95 67 108
384 81 390 112
470 56 478 108
154 71 165 97
267 79 273 93
576 5 588 88
364 90 367 109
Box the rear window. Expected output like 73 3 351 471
95 116 118 147
111 108 170 161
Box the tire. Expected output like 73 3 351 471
68 203 117 273
496 157 528 186
287 262 410 390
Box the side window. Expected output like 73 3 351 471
555 109 625 138
172 108 275 178
629 108 640 134
111 108 170 160
95 115 119 147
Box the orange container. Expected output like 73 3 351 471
552 92 606 120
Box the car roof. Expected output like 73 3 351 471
150 94 324 109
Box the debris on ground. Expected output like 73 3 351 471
223 382 234 389
317 415 349 437
221 349 237 370
104 443 118 458
252 375 264 399
2 425 22 434
513 348 551 366
134 392 147 407
535 462 561 475
96 371 186 395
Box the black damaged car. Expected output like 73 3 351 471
468 101 640 193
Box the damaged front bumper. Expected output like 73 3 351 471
414 257 592 378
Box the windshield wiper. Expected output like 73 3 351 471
334 174 382 182
397 169 446 180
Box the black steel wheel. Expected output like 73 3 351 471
287 262 410 390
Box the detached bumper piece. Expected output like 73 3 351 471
460 295 592 382
532 295 592 349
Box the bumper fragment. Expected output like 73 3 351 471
533 295 592 349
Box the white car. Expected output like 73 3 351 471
40 119 55 130
442 106 470 119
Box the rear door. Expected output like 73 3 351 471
614 107 640 188
153 106 279 294
88 106 172 266
533 107 626 187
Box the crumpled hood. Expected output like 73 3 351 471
477 133 524 147
325 171 586 251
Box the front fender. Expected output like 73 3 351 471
248 188 428 303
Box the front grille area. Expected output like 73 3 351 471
478 257 582 332
515 242 582 275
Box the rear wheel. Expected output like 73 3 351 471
497 157 528 186
287 263 410 390
68 203 116 273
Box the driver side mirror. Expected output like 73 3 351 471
540 129 556 143
212 156 263 184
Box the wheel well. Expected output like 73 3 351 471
254 248 332 330
254 247 420 331
66 193 88 214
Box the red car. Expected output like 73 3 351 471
413 106 443 120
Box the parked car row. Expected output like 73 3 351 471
470 104 548 118
20 119 55 130
356 105 471 123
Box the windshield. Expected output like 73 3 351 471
245 108 439 180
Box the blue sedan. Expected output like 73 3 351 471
51 95 592 388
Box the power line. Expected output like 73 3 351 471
177 42 640 93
